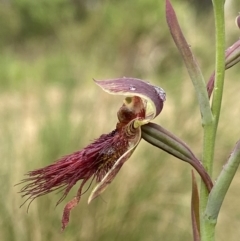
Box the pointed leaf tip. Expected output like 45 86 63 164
165 0 179 36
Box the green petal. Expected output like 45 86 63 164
142 123 213 192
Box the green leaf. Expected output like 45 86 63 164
165 0 212 125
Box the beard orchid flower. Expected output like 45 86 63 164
19 77 166 230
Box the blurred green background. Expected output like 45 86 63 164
0 0 239 240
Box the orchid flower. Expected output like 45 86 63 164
19 77 166 231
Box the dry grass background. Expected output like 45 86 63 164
0 0 240 240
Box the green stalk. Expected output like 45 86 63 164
205 141 240 221
200 0 225 240
200 126 216 240
211 0 226 130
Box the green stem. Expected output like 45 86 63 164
200 0 225 240
211 0 226 129
205 141 240 221
200 125 216 240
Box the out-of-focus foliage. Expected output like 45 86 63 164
0 0 239 241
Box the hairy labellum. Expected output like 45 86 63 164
18 78 166 230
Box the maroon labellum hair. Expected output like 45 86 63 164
18 78 166 230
